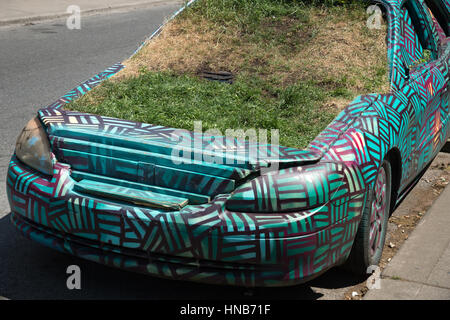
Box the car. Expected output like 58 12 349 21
6 0 450 287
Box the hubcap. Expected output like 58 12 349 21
369 166 387 257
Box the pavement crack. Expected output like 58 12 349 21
383 276 450 291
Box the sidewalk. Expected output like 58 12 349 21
0 0 176 26
364 182 450 300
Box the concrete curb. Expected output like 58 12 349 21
0 0 180 27
364 182 450 300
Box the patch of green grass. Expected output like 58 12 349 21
68 0 388 149
185 0 366 28
71 72 336 148
183 0 366 56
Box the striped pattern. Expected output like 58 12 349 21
6 0 450 286
226 162 365 214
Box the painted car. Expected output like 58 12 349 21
6 0 450 286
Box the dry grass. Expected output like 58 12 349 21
115 6 389 110
69 2 391 149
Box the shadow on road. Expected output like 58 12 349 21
0 213 364 300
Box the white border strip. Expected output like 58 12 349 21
129 0 199 58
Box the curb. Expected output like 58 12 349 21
364 182 450 299
0 0 181 27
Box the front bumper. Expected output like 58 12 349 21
7 155 366 287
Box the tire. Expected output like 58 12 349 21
343 159 392 275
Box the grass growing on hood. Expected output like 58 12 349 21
68 0 389 149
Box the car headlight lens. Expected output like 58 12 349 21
15 117 54 175
225 162 365 213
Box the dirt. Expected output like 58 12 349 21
113 5 389 110
342 148 450 300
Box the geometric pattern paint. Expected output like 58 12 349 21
6 0 450 286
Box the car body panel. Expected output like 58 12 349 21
6 0 450 286
7 156 367 286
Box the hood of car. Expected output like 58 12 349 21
38 108 323 208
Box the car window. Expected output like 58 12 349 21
401 0 437 69
424 0 450 36
401 8 425 67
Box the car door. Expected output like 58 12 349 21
425 0 450 138
398 0 447 186
425 0 450 35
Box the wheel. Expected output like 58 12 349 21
343 159 392 274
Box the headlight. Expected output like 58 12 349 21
225 162 365 213
15 117 54 175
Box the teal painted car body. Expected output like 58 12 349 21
6 0 450 286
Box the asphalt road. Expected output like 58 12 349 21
0 3 369 300
0 2 182 215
